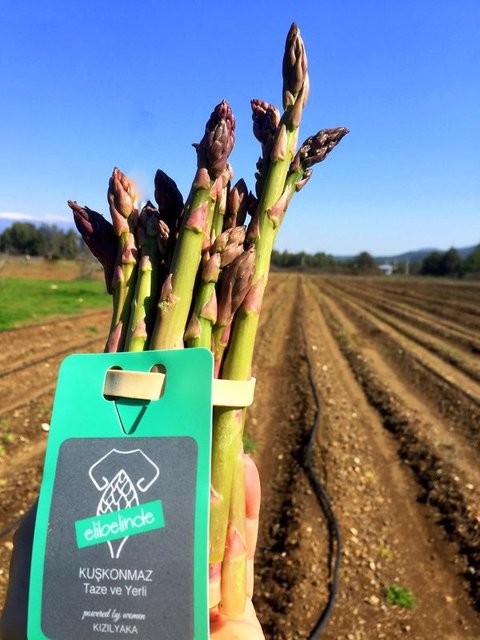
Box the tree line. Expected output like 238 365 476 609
273 246 480 276
0 222 81 259
2 222 479 277
419 246 480 277
272 249 385 273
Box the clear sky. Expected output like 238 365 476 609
0 0 478 256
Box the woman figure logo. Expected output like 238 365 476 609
88 449 160 558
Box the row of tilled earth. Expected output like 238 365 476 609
0 274 479 639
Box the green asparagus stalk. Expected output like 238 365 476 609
211 246 255 377
150 101 235 350
218 449 247 616
105 167 139 353
210 26 310 578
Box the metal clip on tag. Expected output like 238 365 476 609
104 369 256 408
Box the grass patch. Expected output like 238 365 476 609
0 277 110 330
85 325 100 334
385 584 416 609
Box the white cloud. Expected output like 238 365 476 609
0 211 36 221
0 211 71 224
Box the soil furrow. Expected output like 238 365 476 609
0 310 110 368
0 335 107 417
320 278 480 386
324 277 480 355
343 279 480 330
301 275 480 638
315 280 480 449
307 281 480 613
251 275 331 639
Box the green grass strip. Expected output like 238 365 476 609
0 277 110 330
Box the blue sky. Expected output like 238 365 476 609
0 0 478 255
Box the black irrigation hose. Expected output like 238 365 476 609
301 325 342 639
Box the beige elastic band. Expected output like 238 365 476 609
104 369 256 408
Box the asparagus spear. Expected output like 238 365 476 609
273 127 350 225
210 27 310 580
124 202 170 352
150 101 235 350
154 168 184 261
251 99 281 199
212 26 348 616
104 167 139 353
68 201 117 294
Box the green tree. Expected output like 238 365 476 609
420 251 443 275
354 251 379 273
60 229 81 259
0 222 42 255
439 247 463 277
0 222 82 259
464 244 480 273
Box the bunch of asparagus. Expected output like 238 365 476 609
69 23 347 617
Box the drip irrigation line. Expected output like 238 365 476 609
301 324 342 639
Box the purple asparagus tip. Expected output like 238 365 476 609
68 200 117 293
107 167 138 235
154 169 184 234
295 127 349 170
282 23 310 110
196 100 236 179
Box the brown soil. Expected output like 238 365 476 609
1 274 480 639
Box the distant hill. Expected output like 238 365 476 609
334 245 477 264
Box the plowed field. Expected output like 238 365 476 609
1 274 479 639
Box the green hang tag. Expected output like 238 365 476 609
28 348 213 640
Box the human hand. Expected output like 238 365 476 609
0 456 264 640
209 453 264 639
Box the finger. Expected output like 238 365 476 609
209 561 222 609
244 453 260 558
209 599 264 639
243 454 260 598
